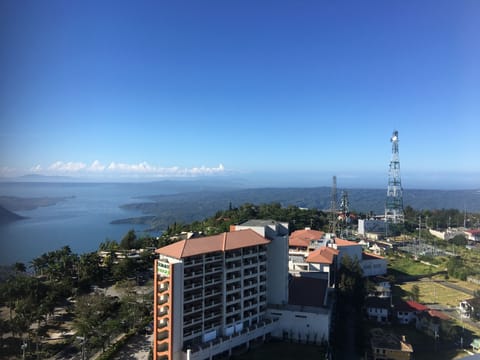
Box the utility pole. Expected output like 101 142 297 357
21 340 27 360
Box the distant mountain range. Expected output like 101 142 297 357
116 187 480 231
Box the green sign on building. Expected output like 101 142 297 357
158 262 170 276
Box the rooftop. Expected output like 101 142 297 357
395 300 429 312
305 247 339 264
370 328 413 353
288 276 328 308
237 219 282 227
289 228 325 248
333 238 360 247
155 229 270 259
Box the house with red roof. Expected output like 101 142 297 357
465 229 480 242
288 228 325 251
396 300 428 324
305 247 339 286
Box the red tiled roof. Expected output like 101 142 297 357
155 229 270 259
396 300 429 312
427 309 449 320
289 229 324 248
334 238 359 247
306 247 339 264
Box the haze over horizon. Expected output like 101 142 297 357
1 1 479 190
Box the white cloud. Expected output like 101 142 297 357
26 160 227 177
30 164 43 172
0 166 18 177
89 160 106 172
48 161 87 172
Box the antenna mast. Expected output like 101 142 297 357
385 130 404 224
330 175 338 234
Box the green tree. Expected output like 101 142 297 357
450 234 467 246
73 294 120 355
120 230 137 249
14 262 26 273
337 255 365 309
411 284 420 302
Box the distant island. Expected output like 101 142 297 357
0 205 27 224
0 195 74 212
0 195 74 224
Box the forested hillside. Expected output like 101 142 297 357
117 187 480 231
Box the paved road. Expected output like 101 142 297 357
435 280 475 297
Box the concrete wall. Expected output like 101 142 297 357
266 308 330 343
362 258 387 277
171 262 184 360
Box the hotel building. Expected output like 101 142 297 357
153 222 289 360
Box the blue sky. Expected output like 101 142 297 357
1 1 479 189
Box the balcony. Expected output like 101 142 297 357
184 304 200 315
244 289 258 298
158 295 169 305
204 319 221 330
157 306 169 317
184 256 203 267
226 293 241 304
184 315 202 326
226 305 240 314
157 330 168 341
157 343 168 353
204 275 222 285
226 271 241 281
243 279 256 288
184 268 202 279
204 298 220 309
243 268 258 278
203 286 222 297
226 261 242 269
157 319 168 329
204 253 223 263
225 250 242 259
184 280 203 290
243 257 258 265
157 281 169 293
204 310 221 321
184 293 203 305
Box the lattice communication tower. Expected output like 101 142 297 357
329 175 338 234
385 130 404 223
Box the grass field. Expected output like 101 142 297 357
398 281 470 307
388 256 437 277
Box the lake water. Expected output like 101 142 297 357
0 182 170 266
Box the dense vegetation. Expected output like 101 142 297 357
160 202 330 237
0 244 153 359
